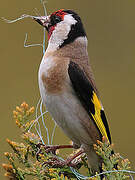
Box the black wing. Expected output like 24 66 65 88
68 61 111 143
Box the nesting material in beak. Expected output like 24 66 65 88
33 16 50 29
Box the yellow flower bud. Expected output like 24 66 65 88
21 102 29 109
29 107 35 113
4 172 12 177
2 164 13 171
16 106 23 113
4 152 9 157
13 110 18 116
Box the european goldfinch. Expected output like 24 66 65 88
34 9 112 173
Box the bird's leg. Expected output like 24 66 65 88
42 142 79 154
43 144 74 154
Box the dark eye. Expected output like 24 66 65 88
51 15 61 26
55 16 61 23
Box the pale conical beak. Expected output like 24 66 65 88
33 16 50 29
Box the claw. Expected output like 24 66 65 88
42 157 80 168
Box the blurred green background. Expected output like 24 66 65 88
0 0 135 179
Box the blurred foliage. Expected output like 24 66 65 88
2 102 134 180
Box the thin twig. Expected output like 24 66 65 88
40 100 50 145
24 33 43 48
70 167 135 180
2 14 36 24
51 121 57 145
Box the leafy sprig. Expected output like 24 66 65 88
2 102 134 180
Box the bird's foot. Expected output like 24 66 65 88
36 143 74 160
43 156 80 168
42 149 84 168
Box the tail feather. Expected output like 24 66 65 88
86 148 102 174
86 148 118 179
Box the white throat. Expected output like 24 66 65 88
46 14 77 52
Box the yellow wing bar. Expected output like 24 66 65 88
91 92 109 142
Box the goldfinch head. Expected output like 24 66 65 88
34 9 87 49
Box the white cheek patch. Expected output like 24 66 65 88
47 14 77 51
63 14 77 25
